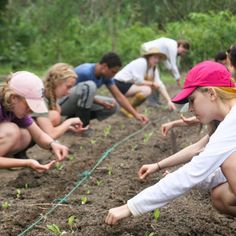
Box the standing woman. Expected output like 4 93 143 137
34 63 86 139
114 47 176 118
105 61 236 225
0 71 68 172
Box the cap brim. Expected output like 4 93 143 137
172 87 196 104
26 98 48 113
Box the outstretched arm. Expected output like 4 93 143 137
138 134 209 180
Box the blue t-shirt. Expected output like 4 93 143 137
0 102 33 128
74 63 115 88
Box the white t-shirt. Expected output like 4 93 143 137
127 105 236 216
114 57 165 88
141 37 180 80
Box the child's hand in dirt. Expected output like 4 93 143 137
161 122 173 137
138 163 159 180
167 101 177 111
162 170 170 177
68 117 89 133
105 204 131 225
135 113 149 124
28 159 56 173
50 142 68 161
102 101 115 109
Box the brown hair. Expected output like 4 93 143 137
44 63 77 110
177 39 190 50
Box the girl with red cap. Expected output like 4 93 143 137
105 60 236 225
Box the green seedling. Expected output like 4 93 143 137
90 139 97 145
81 196 88 205
145 232 155 236
153 208 160 222
144 108 151 116
55 162 64 171
1 201 10 209
46 224 66 236
120 123 125 129
143 131 153 144
96 179 103 186
68 154 75 161
86 189 91 195
131 144 138 151
67 215 76 231
108 166 112 176
16 189 21 199
80 145 83 150
103 125 111 137
24 183 29 189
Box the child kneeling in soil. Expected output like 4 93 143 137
0 71 68 173
105 61 236 225
114 47 176 118
33 63 87 139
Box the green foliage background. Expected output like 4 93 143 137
0 0 236 73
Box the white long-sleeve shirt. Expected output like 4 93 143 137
141 37 180 80
114 57 165 88
127 105 236 216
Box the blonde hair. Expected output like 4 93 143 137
44 63 77 110
0 74 24 111
198 86 236 101
212 86 236 100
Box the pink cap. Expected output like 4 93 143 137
9 71 48 113
172 61 234 104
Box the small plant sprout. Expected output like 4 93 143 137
120 123 125 129
68 154 75 161
153 208 160 222
81 196 88 205
90 139 97 145
103 125 111 137
1 201 10 209
46 224 66 236
67 215 76 231
108 166 112 176
80 145 83 150
143 131 153 144
16 189 21 199
24 183 29 189
145 232 155 236
55 162 64 171
86 189 91 195
131 144 138 151
144 108 151 116
96 179 103 186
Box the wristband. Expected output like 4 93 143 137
49 140 60 150
156 162 161 171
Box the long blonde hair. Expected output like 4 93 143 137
44 63 77 110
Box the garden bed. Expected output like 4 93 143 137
0 85 235 236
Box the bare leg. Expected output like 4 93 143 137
211 152 236 216
0 122 31 156
125 84 151 98
211 182 236 216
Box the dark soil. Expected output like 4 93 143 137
0 85 236 236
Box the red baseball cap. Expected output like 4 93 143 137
172 61 234 104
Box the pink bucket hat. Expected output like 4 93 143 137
172 61 234 104
9 71 48 113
